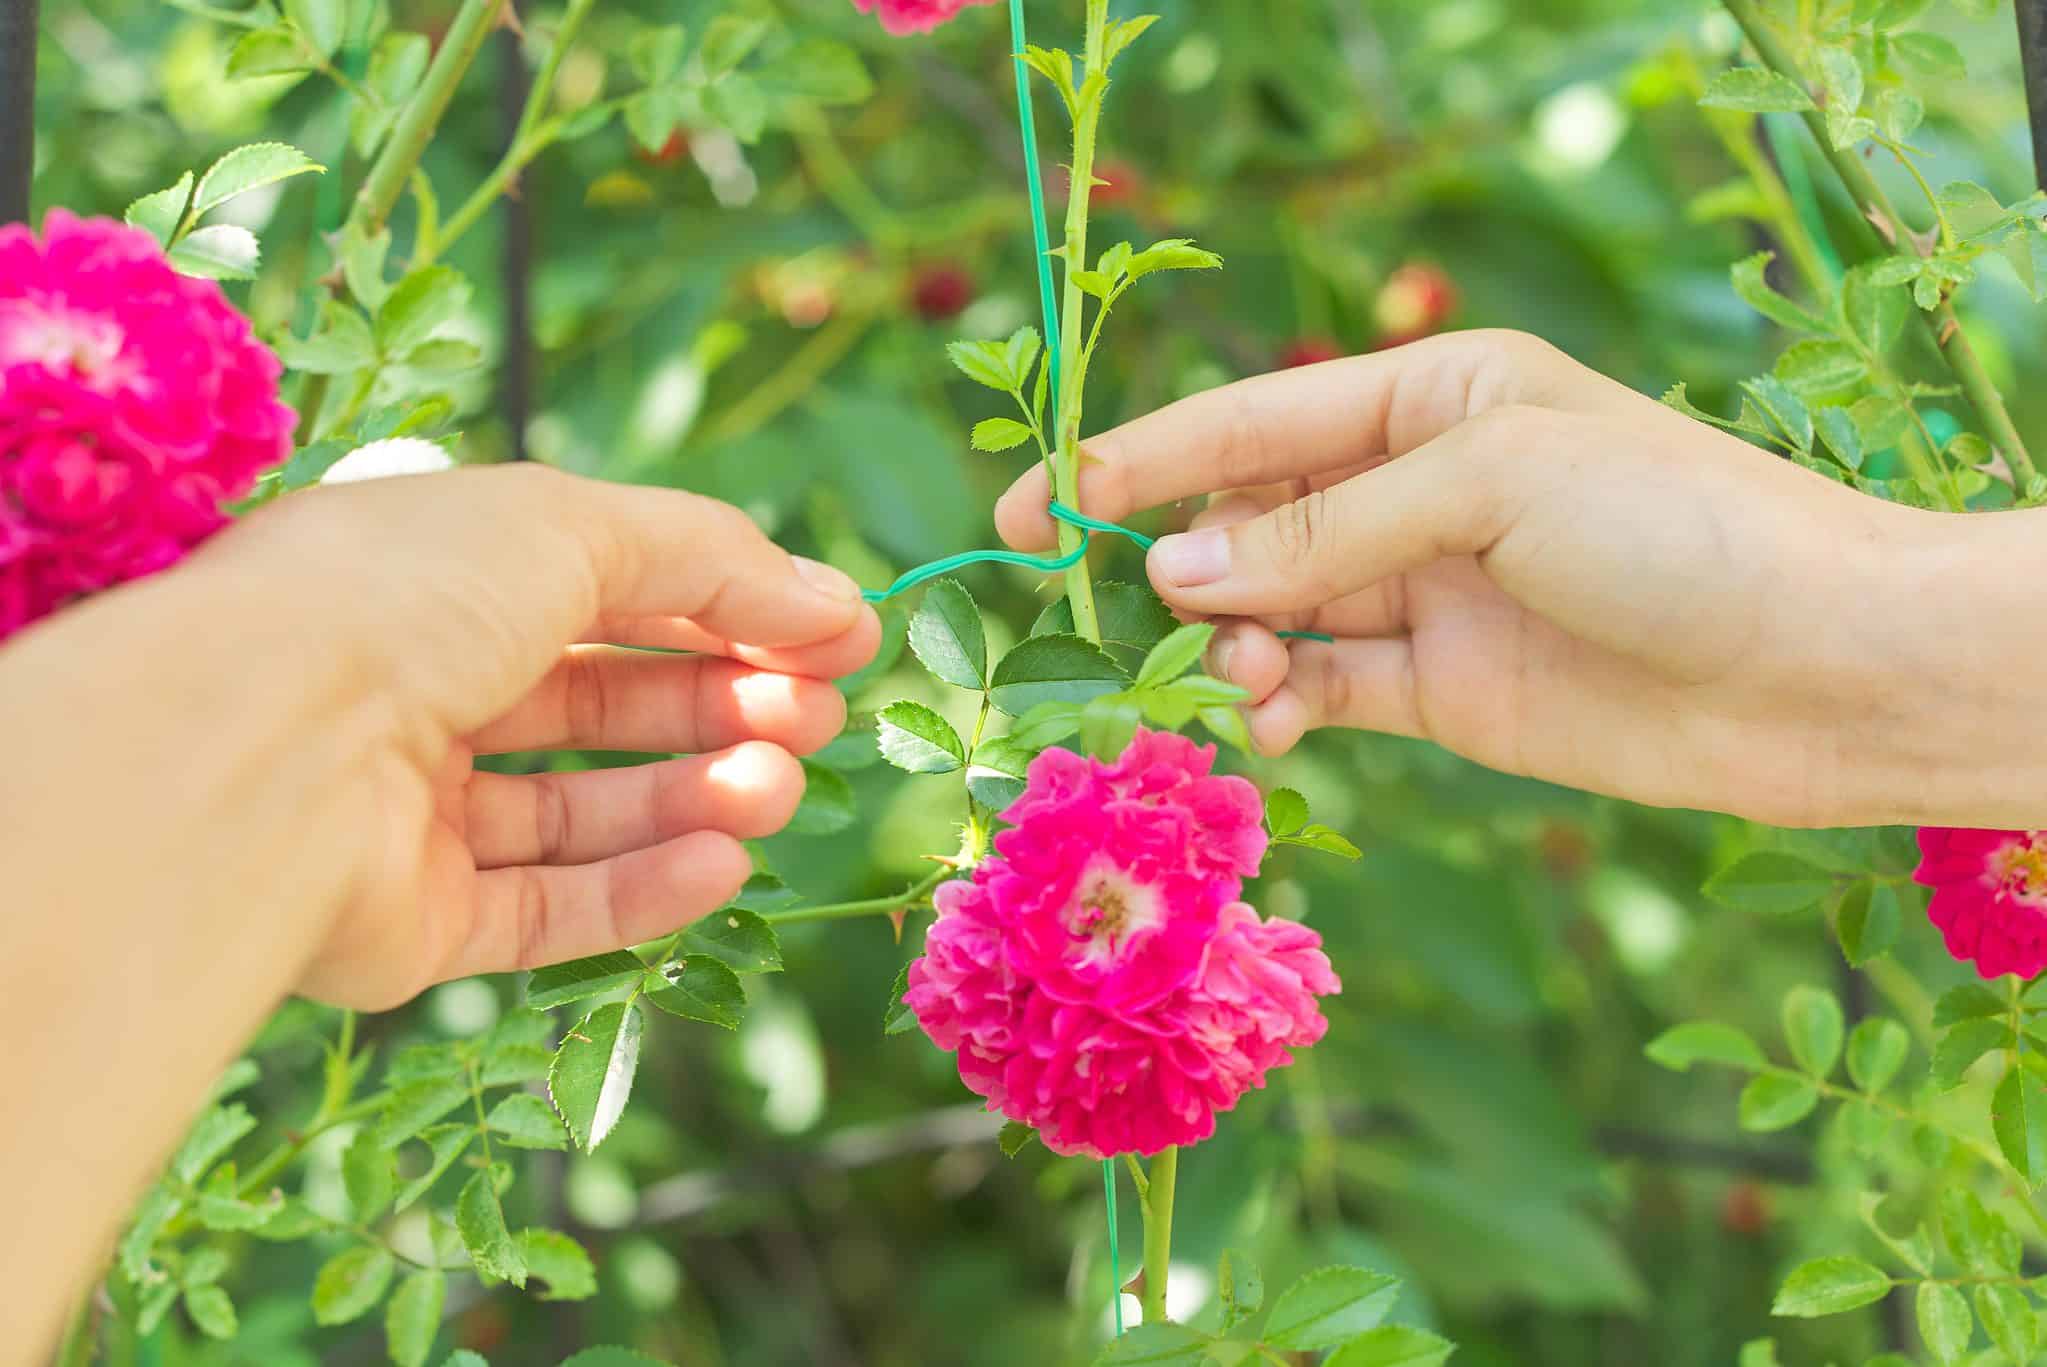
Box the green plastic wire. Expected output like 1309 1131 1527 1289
1010 0 1064 415
1103 1156 1124 1335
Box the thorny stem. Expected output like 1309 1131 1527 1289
430 0 599 262
1139 1147 1178 1324
347 0 506 238
1720 0 2042 494
761 869 950 927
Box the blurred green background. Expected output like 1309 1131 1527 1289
25 0 2047 1362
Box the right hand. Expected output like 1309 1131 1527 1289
996 330 2021 829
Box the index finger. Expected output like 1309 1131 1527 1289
994 330 1637 550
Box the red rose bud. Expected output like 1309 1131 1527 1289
1719 1182 1771 1237
1373 262 1460 349
909 262 975 322
1279 336 1346 370
635 131 691 167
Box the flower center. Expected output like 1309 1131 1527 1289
1993 834 2047 904
0 301 132 388
1066 865 1162 966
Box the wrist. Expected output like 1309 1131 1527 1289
1853 507 2047 829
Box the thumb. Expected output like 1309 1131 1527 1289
1143 408 1533 617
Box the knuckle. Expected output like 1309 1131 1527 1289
1265 486 1333 574
561 649 615 746
513 868 553 972
534 775 575 864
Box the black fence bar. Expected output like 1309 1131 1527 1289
2021 0 2047 193
497 27 532 462
0 0 39 225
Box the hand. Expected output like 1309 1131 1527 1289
998 330 2040 828
184 464 878 1009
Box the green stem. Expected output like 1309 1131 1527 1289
55 1289 96 1367
1139 1146 1178 1324
347 0 505 237
761 869 949 926
428 0 598 262
1720 0 2040 493
1051 0 1112 645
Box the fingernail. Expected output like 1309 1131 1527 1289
1210 636 1236 682
793 556 862 603
1150 530 1229 588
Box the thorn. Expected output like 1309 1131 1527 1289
1122 1267 1147 1298
498 0 524 35
889 907 909 943
1939 317 1959 347
1864 206 1896 247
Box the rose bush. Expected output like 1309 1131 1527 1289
16 0 2047 1363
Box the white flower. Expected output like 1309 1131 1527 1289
319 437 456 485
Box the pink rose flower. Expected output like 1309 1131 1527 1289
850 0 1001 36
0 211 293 639
906 729 1341 1158
1915 827 2047 980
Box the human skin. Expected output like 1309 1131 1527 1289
0 465 879 1364
997 329 2047 831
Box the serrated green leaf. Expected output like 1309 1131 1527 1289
281 0 341 57
313 1246 396 1325
1264 1267 1400 1350
194 142 321 216
1876 87 1924 142
227 25 315 79
1843 264 1910 357
1845 1018 1909 1092
1772 1256 1890 1317
1776 340 1867 396
172 1104 256 1184
947 339 1018 391
456 1170 526 1288
1092 1323 1214 1366
1995 1066 2047 1183
184 1283 237 1339
1267 788 1310 836
1732 253 1827 333
486 1093 570 1151
1977 1283 2034 1365
276 301 376 375
394 1124 473 1213
1892 31 1965 79
1934 983 2009 1027
700 13 768 76
516 1228 597 1301
1033 582 1177 652
1702 853 1834 915
1126 238 1225 280
791 761 856 834
343 1125 395 1222
908 580 988 691
1324 1327 1456 1367
1860 1193 1934 1275
1781 984 1843 1079
1739 1070 1818 1131
876 700 966 774
1942 1186 2021 1276
548 1001 643 1151
1916 1281 1972 1361
1646 1022 1766 1073
646 957 746 1029
376 266 470 357
998 1122 1037 1158
682 908 782 974
989 634 1129 716
883 964 917 1036
629 24 687 85
1740 376 1814 451
385 1268 445 1367
1019 44 1079 116
1219 1248 1264 1328
124 173 194 247
1079 694 1142 760
971 417 1036 453
1275 824 1364 860
1701 68 1815 113
1812 407 1865 474
169 224 261 280
526 951 645 1010
1135 622 1214 690
1104 14 1159 66
1932 1017 2006 1090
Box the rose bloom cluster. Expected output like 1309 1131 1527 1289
851 0 999 36
1916 827 2047 980
0 213 293 638
906 730 1340 1159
